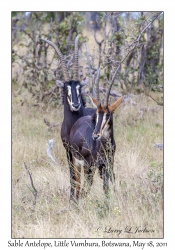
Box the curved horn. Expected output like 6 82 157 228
73 35 80 81
40 38 70 82
95 66 101 107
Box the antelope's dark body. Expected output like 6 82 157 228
40 36 97 201
60 81 95 200
61 80 95 148
40 36 122 202
69 112 116 199
70 115 116 165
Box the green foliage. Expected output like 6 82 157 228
12 12 164 104
12 12 87 104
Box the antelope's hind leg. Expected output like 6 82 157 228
103 164 110 196
109 155 115 184
72 157 83 200
81 165 96 198
66 150 76 201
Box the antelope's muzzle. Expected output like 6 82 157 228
71 102 81 111
92 133 101 140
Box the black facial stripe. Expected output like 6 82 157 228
65 81 81 108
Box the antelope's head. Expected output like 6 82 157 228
89 96 123 140
65 81 81 111
40 35 85 112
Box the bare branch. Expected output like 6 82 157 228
24 162 37 205
44 118 60 130
147 93 163 106
85 43 96 96
94 30 104 68
105 12 163 103
154 143 163 150
141 84 163 106
85 43 93 79
103 12 124 19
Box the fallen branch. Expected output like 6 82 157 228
44 118 60 130
141 84 163 106
154 143 163 150
147 94 163 106
47 139 58 165
24 162 37 205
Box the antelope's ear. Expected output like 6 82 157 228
109 96 123 113
55 80 64 88
88 95 98 108
80 77 89 86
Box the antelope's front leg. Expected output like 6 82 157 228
109 155 115 184
66 150 75 200
72 157 82 200
81 165 96 198
103 165 110 196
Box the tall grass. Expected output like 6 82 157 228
12 92 163 238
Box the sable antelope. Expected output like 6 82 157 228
69 71 123 200
40 36 95 200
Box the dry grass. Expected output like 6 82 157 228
12 89 163 239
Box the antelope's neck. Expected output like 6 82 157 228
62 98 85 132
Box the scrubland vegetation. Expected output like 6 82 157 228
12 12 163 238
12 90 163 238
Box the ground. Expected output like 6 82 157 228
12 89 163 238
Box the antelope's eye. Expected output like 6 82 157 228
106 113 110 119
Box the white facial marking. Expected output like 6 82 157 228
96 113 99 124
101 113 107 130
67 85 80 111
94 113 110 139
67 85 71 94
76 85 80 96
102 119 110 138
67 86 72 100
67 86 73 109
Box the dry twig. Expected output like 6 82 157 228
44 118 60 130
105 12 163 99
154 143 163 150
24 162 37 205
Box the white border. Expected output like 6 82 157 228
1 1 175 249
